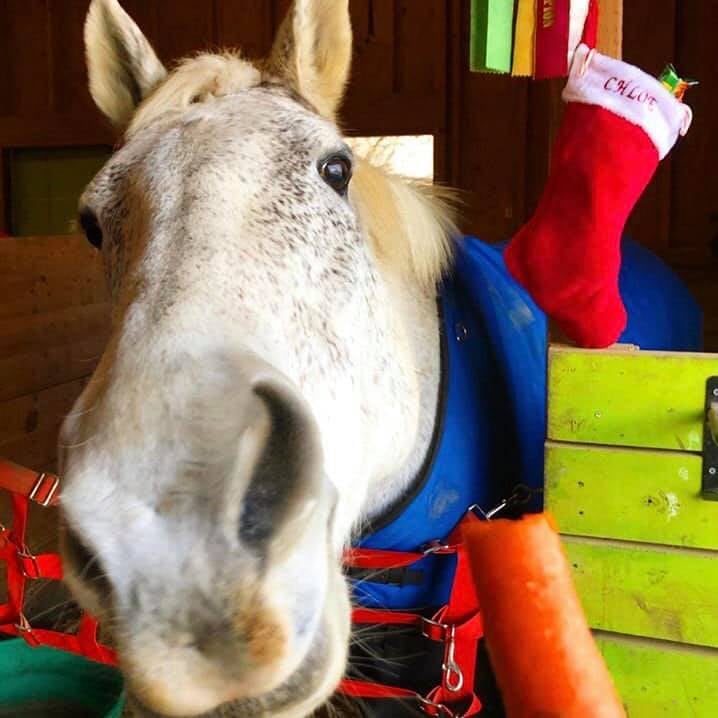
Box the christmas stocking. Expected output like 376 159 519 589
504 44 693 348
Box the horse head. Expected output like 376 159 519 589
59 1 454 715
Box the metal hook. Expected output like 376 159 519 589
15 612 32 634
442 626 464 694
468 484 538 521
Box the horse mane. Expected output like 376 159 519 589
351 159 457 288
128 52 458 289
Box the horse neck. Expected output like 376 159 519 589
359 272 441 524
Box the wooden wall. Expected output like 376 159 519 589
0 0 448 138
1 0 717 479
0 236 109 471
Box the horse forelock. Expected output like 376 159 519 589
127 52 263 136
124 50 457 290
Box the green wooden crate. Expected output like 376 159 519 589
545 345 718 717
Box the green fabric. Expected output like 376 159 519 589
0 639 124 717
470 0 515 73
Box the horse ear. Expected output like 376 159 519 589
85 0 167 128
267 0 352 121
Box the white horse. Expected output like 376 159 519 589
60 1 456 716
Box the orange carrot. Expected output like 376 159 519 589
463 514 625 718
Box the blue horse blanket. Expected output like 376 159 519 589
353 236 702 611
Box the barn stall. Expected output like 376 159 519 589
0 1 717 717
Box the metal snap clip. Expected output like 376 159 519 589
442 625 465 694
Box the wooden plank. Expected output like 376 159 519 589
345 0 395 109
215 0 273 58
566 537 718 649
596 0 623 60
0 235 108 319
343 93 448 137
0 114 113 147
623 0 676 255
0 378 87 447
154 0 215 62
395 0 446 98
0 0 51 118
48 0 95 117
443 0 464 187
0 302 110 359
525 79 564 219
596 633 718 717
0 235 103 278
0 273 108 320
0 334 106 402
548 345 718 451
456 73 528 241
671 2 718 255
0 424 62 471
545 442 718 550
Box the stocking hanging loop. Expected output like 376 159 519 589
681 106 694 136
577 48 596 79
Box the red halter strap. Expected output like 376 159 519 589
0 458 118 666
0 460 61 507
1 457 486 715
340 514 485 717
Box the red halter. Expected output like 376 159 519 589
0 459 117 665
340 518 485 716
0 458 484 716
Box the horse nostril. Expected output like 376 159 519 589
238 377 324 552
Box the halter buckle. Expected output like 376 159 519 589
28 473 60 507
15 612 32 634
417 693 465 717
423 540 453 556
421 616 448 641
17 547 40 580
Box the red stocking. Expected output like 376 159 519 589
505 44 693 348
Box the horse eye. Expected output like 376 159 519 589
79 209 103 250
318 154 352 196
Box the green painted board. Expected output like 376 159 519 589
597 634 718 717
545 442 718 550
548 346 718 451
470 0 515 73
565 538 718 648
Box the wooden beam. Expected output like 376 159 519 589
546 441 718 551
548 345 718 451
597 633 718 717
0 378 88 449
0 334 106 403
566 536 718 648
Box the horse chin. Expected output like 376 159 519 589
127 574 351 718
